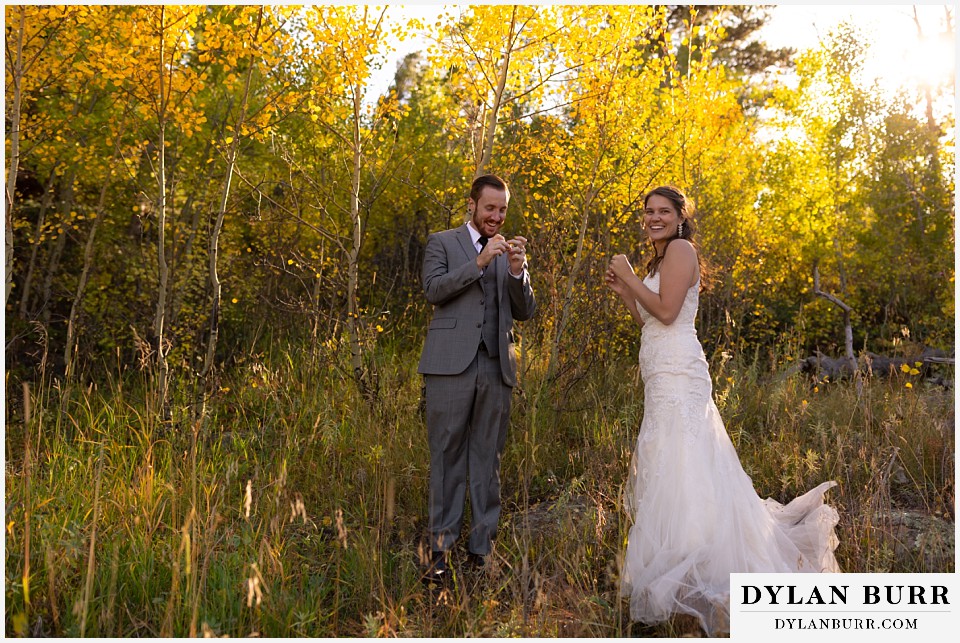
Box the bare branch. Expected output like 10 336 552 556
812 264 852 313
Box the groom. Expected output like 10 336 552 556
418 173 536 582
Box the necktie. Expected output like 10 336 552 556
478 236 488 252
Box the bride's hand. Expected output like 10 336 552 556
605 268 628 296
609 254 633 281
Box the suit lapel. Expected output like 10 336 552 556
455 224 476 262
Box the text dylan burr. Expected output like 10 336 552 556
742 584 949 606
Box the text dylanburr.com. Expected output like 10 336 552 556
731 573 957 641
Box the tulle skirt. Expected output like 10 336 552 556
620 379 840 636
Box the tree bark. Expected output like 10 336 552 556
912 6 944 144
39 169 76 326
202 8 263 379
5 7 68 308
5 9 26 306
346 78 365 389
545 71 622 380
548 177 601 380
64 119 128 384
475 6 517 178
168 136 218 333
813 263 855 367
18 167 59 320
154 6 171 406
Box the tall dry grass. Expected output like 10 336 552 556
4 342 954 636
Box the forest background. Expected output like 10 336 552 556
3 4 956 638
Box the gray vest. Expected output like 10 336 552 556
480 259 499 355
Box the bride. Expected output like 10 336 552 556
605 186 840 636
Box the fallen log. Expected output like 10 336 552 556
800 353 856 379
799 348 954 388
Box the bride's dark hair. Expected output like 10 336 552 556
643 186 707 287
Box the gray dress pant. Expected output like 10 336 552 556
424 345 512 555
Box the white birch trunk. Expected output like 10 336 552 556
475 6 516 178
203 8 263 378
154 7 170 403
5 9 26 306
346 80 365 385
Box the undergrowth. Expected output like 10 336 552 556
4 345 954 637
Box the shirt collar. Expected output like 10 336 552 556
466 221 483 247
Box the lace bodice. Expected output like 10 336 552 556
635 271 708 382
635 271 699 336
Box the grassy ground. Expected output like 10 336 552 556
4 344 954 637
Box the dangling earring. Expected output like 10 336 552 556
677 220 684 237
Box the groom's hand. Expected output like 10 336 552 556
507 236 528 277
477 234 508 270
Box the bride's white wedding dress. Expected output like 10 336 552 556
621 272 840 636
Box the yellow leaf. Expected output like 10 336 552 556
11 613 27 636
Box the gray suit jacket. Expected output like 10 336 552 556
418 224 536 387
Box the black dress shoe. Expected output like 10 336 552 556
422 550 448 584
466 552 486 569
